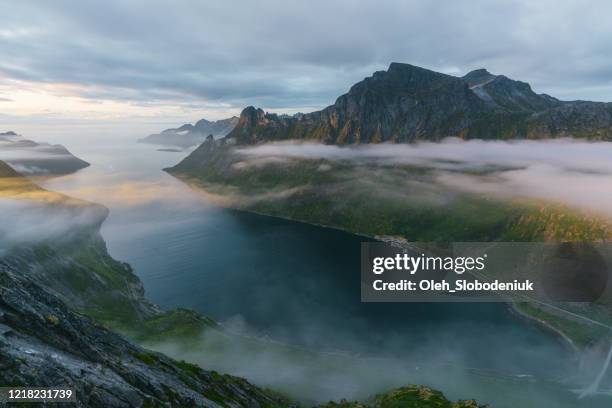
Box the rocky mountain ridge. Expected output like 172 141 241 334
225 63 612 144
139 117 239 149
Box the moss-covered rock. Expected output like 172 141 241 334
317 385 488 408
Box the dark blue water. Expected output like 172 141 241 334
97 196 566 369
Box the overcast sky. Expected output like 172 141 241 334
1 0 611 129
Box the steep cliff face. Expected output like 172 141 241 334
0 161 184 329
2 234 160 325
225 63 612 145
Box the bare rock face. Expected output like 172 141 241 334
225 63 612 145
0 263 292 408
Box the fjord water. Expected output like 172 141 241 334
38 130 609 407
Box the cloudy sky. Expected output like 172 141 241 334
1 0 611 129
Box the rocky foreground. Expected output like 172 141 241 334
0 263 290 407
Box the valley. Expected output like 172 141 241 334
4 2 612 407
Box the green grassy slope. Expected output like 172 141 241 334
167 144 611 243
317 385 485 408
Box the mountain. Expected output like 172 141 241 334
0 160 20 178
139 116 239 148
0 131 89 175
225 63 612 144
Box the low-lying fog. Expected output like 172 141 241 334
0 198 106 252
238 138 612 218
0 133 76 174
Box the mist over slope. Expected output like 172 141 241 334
0 160 105 250
235 138 612 219
169 137 612 243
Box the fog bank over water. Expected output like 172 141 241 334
0 199 106 251
239 138 612 218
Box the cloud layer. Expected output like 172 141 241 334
1 0 612 123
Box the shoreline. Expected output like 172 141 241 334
510 303 580 354
168 172 582 352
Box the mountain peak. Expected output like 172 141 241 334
345 62 466 102
226 63 485 145
221 63 611 146
462 69 562 112
463 68 497 88
387 62 430 73
466 68 493 76
382 62 455 82
240 106 266 123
